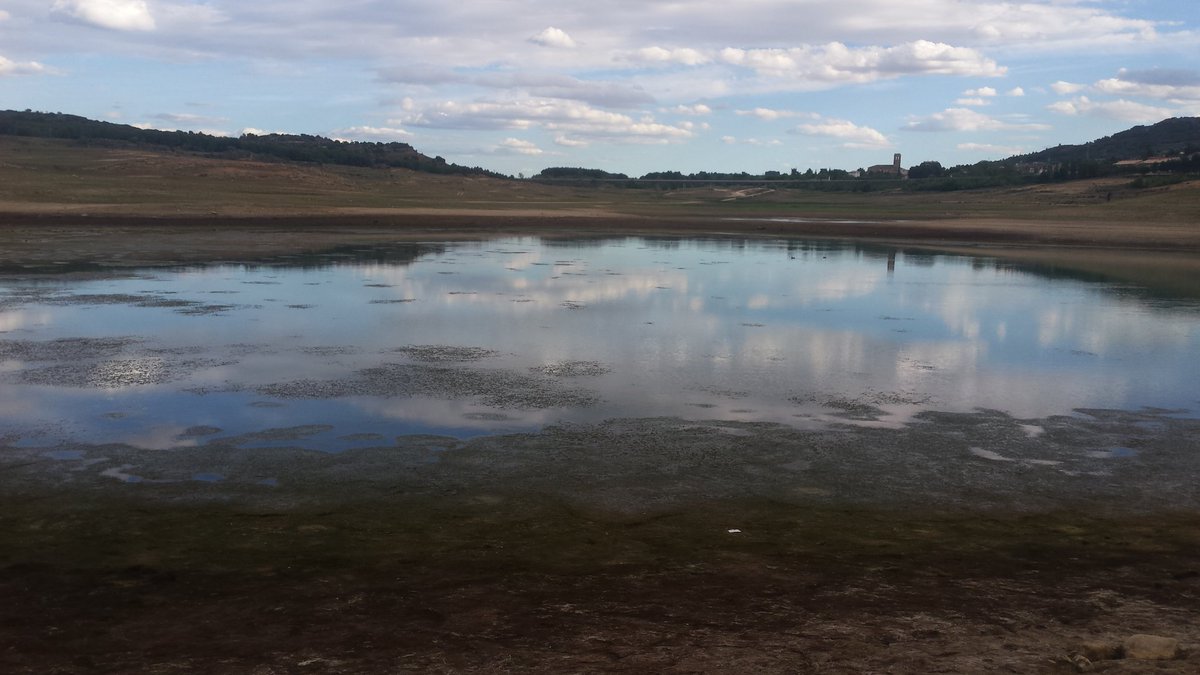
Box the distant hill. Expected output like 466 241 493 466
0 109 502 178
1011 117 1200 164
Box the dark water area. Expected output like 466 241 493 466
1 236 1198 454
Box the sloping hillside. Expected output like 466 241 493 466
1014 117 1200 164
0 109 501 177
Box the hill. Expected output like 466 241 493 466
0 109 502 178
1012 116 1200 164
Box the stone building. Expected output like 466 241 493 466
867 153 907 177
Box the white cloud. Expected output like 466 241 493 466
721 135 737 144
963 86 997 97
51 0 155 31
1051 80 1085 95
241 127 286 136
955 97 988 106
553 134 589 148
1007 87 1025 97
331 126 413 141
957 142 1025 156
132 121 230 136
0 10 10 21
497 138 544 155
399 99 694 144
904 107 1051 132
1093 74 1200 104
628 46 711 66
669 103 712 115
719 40 1004 82
529 27 576 49
380 68 653 108
152 112 228 127
1046 96 1174 123
0 55 47 76
736 107 809 121
795 117 891 148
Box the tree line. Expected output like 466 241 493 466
0 109 502 177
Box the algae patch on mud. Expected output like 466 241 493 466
256 362 600 409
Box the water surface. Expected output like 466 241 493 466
2 236 1197 452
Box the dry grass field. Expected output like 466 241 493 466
2 136 1198 247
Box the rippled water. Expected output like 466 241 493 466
2 236 1197 452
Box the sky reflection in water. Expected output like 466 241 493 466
1 236 1197 452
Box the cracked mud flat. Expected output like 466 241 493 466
2 409 1199 673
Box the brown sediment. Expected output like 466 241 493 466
1 212 1199 298
2 494 1198 674
2 410 1200 673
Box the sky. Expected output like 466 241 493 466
1 1 1198 177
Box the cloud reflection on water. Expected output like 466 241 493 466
0 236 1197 449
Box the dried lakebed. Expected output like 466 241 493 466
2 235 1199 672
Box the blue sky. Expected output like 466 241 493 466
1 1 1198 177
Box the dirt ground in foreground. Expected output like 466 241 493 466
1 497 1198 674
3 409 1200 673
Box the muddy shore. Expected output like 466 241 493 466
3 209 1200 252
3 409 1200 674
2 220 1199 672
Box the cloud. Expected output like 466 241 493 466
133 121 229 136
0 55 48 76
0 10 9 21
719 40 1005 82
668 103 712 116
626 46 711 66
22 1 1181 70
1046 96 1174 123
553 135 589 148
151 112 228 127
721 135 737 144
957 142 1025 156
241 127 287 136
380 68 654 108
794 117 891 148
398 99 695 144
1093 70 1200 103
963 87 997 97
955 97 988 106
529 27 576 49
1051 81 1085 95
904 107 1051 132
51 0 155 31
331 126 413 141
1007 87 1025 97
496 138 545 155
1112 68 1200 88
735 107 810 121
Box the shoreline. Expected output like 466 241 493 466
3 208 1200 250
4 211 1198 299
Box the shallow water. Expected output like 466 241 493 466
2 236 1198 452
